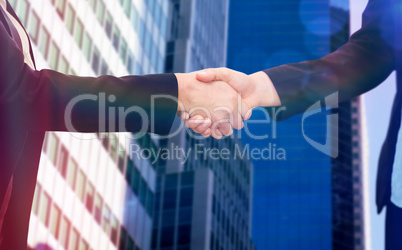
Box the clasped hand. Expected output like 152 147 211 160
175 68 281 139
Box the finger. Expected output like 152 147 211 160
184 115 205 129
202 128 211 138
195 118 211 134
240 99 253 121
215 129 223 138
214 102 243 130
218 122 233 136
211 126 223 140
230 103 244 130
177 111 190 120
196 67 233 83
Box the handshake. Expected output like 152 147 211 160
175 67 281 139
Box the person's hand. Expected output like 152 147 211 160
183 68 281 138
196 68 281 108
175 72 251 139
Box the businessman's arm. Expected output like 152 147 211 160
0 16 247 135
196 0 395 121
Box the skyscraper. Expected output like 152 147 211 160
152 134 255 250
9 0 169 249
151 0 255 249
227 0 364 249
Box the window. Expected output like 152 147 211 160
163 189 177 210
49 42 60 70
123 0 131 17
39 27 50 59
80 239 89 250
110 216 119 245
120 39 128 64
146 189 154 216
177 224 191 245
65 4 75 34
147 0 155 14
8 0 17 8
119 227 127 250
144 31 151 58
110 137 118 161
132 167 140 195
32 184 41 215
125 158 133 187
16 0 29 25
104 12 113 38
102 205 111 235
96 0 105 24
27 11 40 43
74 19 84 48
67 158 77 188
70 228 79 250
88 0 97 12
180 187 193 207
58 56 69 74
154 4 162 29
178 207 192 224
151 45 158 70
85 183 94 212
112 25 120 51
127 235 135 250
118 151 126 173
100 59 108 75
161 15 167 39
181 172 194 186
39 192 51 226
127 51 135 74
48 133 59 165
75 170 86 202
91 47 100 74
50 204 61 238
94 193 103 224
58 146 69 177
139 178 147 205
165 174 178 189
56 0 66 18
59 216 71 249
131 6 139 31
160 226 174 247
82 33 92 62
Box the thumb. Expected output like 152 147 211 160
196 69 217 83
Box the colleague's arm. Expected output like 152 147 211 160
196 0 395 121
0 17 247 135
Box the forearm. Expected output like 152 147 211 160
261 0 395 121
248 71 281 108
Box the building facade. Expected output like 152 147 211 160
152 133 256 250
151 0 255 249
8 0 169 249
227 0 364 249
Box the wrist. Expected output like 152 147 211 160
175 73 186 112
175 73 196 112
249 71 281 107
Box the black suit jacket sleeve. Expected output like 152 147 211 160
264 0 395 121
0 16 178 135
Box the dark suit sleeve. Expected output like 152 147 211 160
264 0 395 121
0 18 178 135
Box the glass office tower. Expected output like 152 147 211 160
151 0 255 249
227 0 364 249
152 134 256 250
9 0 169 249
